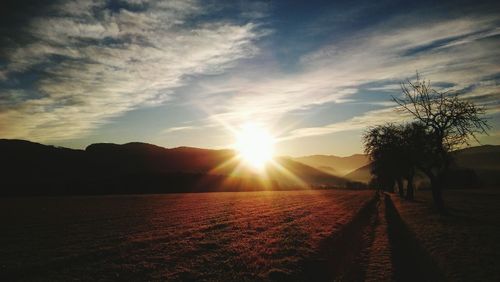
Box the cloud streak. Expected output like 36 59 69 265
0 0 264 141
281 107 411 141
0 1 498 153
194 15 500 141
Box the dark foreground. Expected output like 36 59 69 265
390 189 500 281
1 190 373 281
1 189 499 281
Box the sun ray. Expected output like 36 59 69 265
268 159 309 188
234 122 275 170
203 116 310 191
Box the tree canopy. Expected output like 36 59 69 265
364 74 490 211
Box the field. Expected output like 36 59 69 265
390 189 500 281
3 188 498 281
0 190 375 281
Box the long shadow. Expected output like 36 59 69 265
296 193 379 281
384 194 446 282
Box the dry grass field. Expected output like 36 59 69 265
390 189 500 281
0 190 375 281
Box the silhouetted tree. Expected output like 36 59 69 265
369 175 395 193
393 74 490 211
363 124 408 196
364 121 432 200
399 122 429 200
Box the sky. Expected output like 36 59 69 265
0 0 499 157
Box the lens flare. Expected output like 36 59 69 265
234 123 275 170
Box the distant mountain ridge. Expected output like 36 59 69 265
294 154 370 176
342 145 500 188
451 145 500 187
344 164 372 184
0 139 354 196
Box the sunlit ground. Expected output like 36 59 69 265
0 190 374 280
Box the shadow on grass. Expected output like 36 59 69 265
296 193 379 281
384 194 446 282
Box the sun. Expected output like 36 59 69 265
234 123 275 170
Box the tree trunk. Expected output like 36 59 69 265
426 171 445 212
406 173 414 201
387 179 395 193
432 177 445 212
435 146 448 212
397 178 404 198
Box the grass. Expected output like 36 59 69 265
0 190 374 281
390 189 500 281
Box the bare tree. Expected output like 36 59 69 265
363 124 407 196
364 122 424 200
393 73 490 211
400 122 428 200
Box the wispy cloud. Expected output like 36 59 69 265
195 15 500 141
162 126 195 134
0 1 498 150
196 73 358 127
0 0 265 141
281 107 411 141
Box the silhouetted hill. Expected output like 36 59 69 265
344 164 372 184
0 139 353 196
343 145 500 188
294 154 369 176
452 145 500 187
271 157 348 187
84 142 345 186
85 142 234 173
453 145 500 170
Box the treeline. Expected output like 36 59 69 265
363 74 489 212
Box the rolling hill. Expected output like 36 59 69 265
294 154 369 176
452 145 500 187
344 164 372 184
85 142 348 187
0 139 350 196
342 145 500 188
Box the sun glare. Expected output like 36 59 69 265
234 123 275 170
